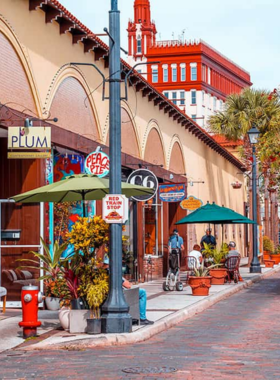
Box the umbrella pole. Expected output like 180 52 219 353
222 224 224 244
82 191 86 218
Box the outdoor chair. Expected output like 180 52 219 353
186 256 199 284
0 287 7 313
225 256 240 284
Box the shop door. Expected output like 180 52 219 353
0 200 43 308
143 195 164 256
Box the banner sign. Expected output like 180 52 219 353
102 194 128 224
180 196 203 211
8 127 51 150
159 183 185 202
85 151 109 178
127 169 158 202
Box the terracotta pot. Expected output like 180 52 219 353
188 276 212 296
264 259 275 268
263 253 271 261
209 268 227 285
269 255 280 265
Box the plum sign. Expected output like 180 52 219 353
85 151 110 178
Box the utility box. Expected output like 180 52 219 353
1 229 21 240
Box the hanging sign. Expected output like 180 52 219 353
180 196 203 211
102 194 128 224
85 151 110 178
127 169 158 202
8 127 51 150
159 183 186 202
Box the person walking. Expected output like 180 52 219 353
168 229 184 264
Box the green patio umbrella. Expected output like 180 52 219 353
11 174 154 215
176 202 255 225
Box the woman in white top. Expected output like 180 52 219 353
188 244 203 269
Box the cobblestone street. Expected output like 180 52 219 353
1 273 280 380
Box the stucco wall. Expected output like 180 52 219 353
0 0 247 253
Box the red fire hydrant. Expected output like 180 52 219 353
19 285 43 339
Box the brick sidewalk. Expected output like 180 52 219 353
1 271 280 379
6 264 280 352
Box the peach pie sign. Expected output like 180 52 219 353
85 151 110 178
102 194 129 224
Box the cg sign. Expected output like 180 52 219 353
127 169 158 201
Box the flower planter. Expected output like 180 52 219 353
263 253 271 261
269 255 280 265
188 276 212 296
264 259 275 268
209 268 227 285
86 318 101 334
58 306 70 330
45 296 60 311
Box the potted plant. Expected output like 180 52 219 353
85 269 109 334
188 262 215 296
65 216 110 310
17 238 69 310
269 246 280 265
44 277 69 311
62 266 83 309
263 236 274 260
203 243 228 285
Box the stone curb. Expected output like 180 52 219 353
21 266 280 351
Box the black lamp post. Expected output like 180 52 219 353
247 125 261 273
101 0 132 333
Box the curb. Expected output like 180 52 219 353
21 266 280 351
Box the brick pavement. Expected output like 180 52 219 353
1 273 280 379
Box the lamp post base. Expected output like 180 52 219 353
101 313 132 334
250 263 262 273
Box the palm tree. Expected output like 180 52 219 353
209 87 280 246
209 88 280 141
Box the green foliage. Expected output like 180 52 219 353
86 270 109 319
44 277 70 299
203 243 228 264
208 87 280 196
263 236 274 253
209 88 280 141
193 261 218 277
17 238 69 281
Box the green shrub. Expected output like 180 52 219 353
263 236 274 253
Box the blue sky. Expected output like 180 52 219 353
59 0 279 90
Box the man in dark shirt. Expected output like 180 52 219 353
200 228 217 249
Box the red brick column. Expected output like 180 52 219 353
143 256 163 281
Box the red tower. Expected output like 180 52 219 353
127 0 157 61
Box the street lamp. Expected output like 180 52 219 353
247 125 261 273
101 0 132 333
